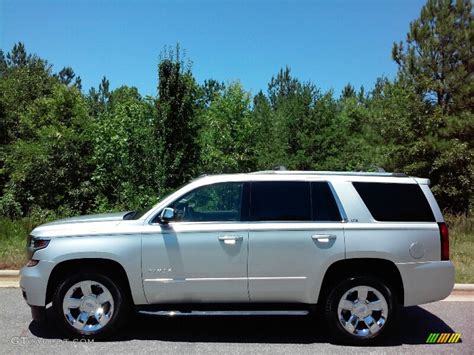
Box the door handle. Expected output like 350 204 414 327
311 234 337 243
218 235 243 245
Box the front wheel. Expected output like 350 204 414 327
324 276 399 345
52 272 130 340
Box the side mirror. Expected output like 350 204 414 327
159 207 175 224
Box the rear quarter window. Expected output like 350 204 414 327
352 182 435 222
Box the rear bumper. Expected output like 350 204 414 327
396 261 455 306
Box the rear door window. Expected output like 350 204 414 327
353 182 435 222
250 181 311 221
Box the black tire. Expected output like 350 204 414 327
52 271 130 340
324 276 399 345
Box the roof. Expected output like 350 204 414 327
249 170 408 177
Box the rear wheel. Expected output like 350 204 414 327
52 272 130 340
324 276 398 345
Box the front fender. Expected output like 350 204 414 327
21 234 146 306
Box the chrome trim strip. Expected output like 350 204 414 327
144 276 307 282
144 278 175 282
249 276 307 280
395 261 435 265
139 310 310 316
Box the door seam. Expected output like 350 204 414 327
246 231 250 301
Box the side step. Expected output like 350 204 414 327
138 310 310 317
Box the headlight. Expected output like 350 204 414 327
31 238 50 250
26 236 50 260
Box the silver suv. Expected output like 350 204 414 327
20 171 454 344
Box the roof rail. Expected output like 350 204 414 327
250 170 408 177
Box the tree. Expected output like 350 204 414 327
198 79 225 108
0 50 7 76
341 83 356 99
254 67 376 171
87 76 111 118
392 0 473 114
99 76 111 105
368 77 472 214
0 43 57 203
199 82 257 173
57 66 82 90
91 86 158 210
155 45 200 191
0 43 55 145
58 67 76 86
257 67 313 169
390 0 473 213
1 84 95 215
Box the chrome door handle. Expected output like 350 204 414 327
218 235 243 244
311 234 337 243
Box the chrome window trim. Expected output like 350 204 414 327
147 179 348 225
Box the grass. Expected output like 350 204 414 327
0 215 473 283
445 214 474 283
0 217 32 269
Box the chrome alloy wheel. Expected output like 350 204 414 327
62 280 114 333
337 285 389 338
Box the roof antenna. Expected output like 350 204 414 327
376 167 386 173
273 165 287 171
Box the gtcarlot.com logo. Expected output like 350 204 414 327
426 333 462 344
11 337 94 346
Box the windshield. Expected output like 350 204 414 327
122 189 177 220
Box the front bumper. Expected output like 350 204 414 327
396 260 455 306
20 260 55 307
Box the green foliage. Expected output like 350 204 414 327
2 84 95 214
0 0 472 218
392 0 473 114
0 42 56 145
254 68 377 172
91 86 159 210
199 82 257 173
155 45 200 190
388 0 473 213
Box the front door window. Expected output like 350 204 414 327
169 182 244 222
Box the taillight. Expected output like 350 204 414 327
438 222 449 261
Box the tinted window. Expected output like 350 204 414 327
312 182 342 221
250 182 311 221
169 182 243 222
353 182 435 222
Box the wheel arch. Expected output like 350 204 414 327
318 258 404 305
46 258 133 305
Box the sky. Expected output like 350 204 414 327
1 0 426 97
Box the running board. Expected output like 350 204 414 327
138 310 310 317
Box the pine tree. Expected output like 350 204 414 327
58 67 76 86
155 45 200 192
392 0 473 114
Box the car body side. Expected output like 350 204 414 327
20 173 455 310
